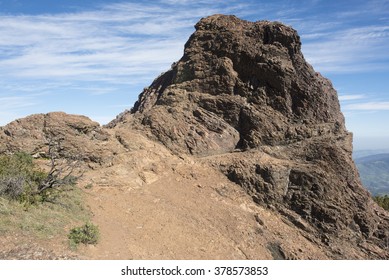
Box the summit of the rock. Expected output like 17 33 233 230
128 15 345 156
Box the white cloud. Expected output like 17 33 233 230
0 15 185 82
0 96 36 109
0 1 251 86
302 25 389 73
339 94 365 101
0 95 38 125
343 101 389 111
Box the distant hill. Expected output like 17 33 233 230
353 149 389 160
355 153 389 195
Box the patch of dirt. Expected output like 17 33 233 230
74 138 328 259
0 234 77 260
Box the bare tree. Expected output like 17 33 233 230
37 135 83 195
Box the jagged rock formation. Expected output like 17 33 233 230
1 15 389 259
118 15 389 258
128 15 345 156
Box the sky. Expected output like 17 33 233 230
0 0 388 151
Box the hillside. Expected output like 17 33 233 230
1 15 389 259
354 149 389 159
355 154 389 196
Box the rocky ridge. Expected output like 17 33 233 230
1 15 388 259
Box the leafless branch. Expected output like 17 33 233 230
37 135 83 194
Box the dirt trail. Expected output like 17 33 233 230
80 159 262 259
0 127 329 260
77 144 328 259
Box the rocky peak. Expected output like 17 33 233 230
126 15 389 258
130 14 345 155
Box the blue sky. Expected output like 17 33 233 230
0 0 388 150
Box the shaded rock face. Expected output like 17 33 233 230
127 15 389 258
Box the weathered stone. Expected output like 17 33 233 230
0 112 121 166
128 15 346 155
123 14 389 258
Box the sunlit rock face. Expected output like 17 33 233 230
127 15 389 259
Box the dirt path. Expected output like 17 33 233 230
79 160 263 259
0 129 329 260
77 151 328 259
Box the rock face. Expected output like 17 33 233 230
1 15 389 259
124 15 389 258
130 15 345 155
0 112 120 166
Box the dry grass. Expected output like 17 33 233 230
0 186 91 240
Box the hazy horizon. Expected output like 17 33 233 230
353 137 389 151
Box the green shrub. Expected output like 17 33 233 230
374 195 389 211
0 152 46 202
0 149 90 247
0 149 81 205
68 222 99 248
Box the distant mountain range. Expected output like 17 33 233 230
353 149 389 159
354 151 389 196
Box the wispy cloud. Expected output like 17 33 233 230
340 91 389 112
0 12 183 82
0 95 38 125
0 96 37 109
302 25 389 73
0 0 249 125
339 94 366 101
343 101 389 111
0 1 249 84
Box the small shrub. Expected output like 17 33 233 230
68 222 99 248
374 195 389 211
0 152 46 201
0 139 82 205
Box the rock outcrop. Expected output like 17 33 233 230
1 15 388 259
117 15 389 258
128 15 345 156
0 112 120 166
